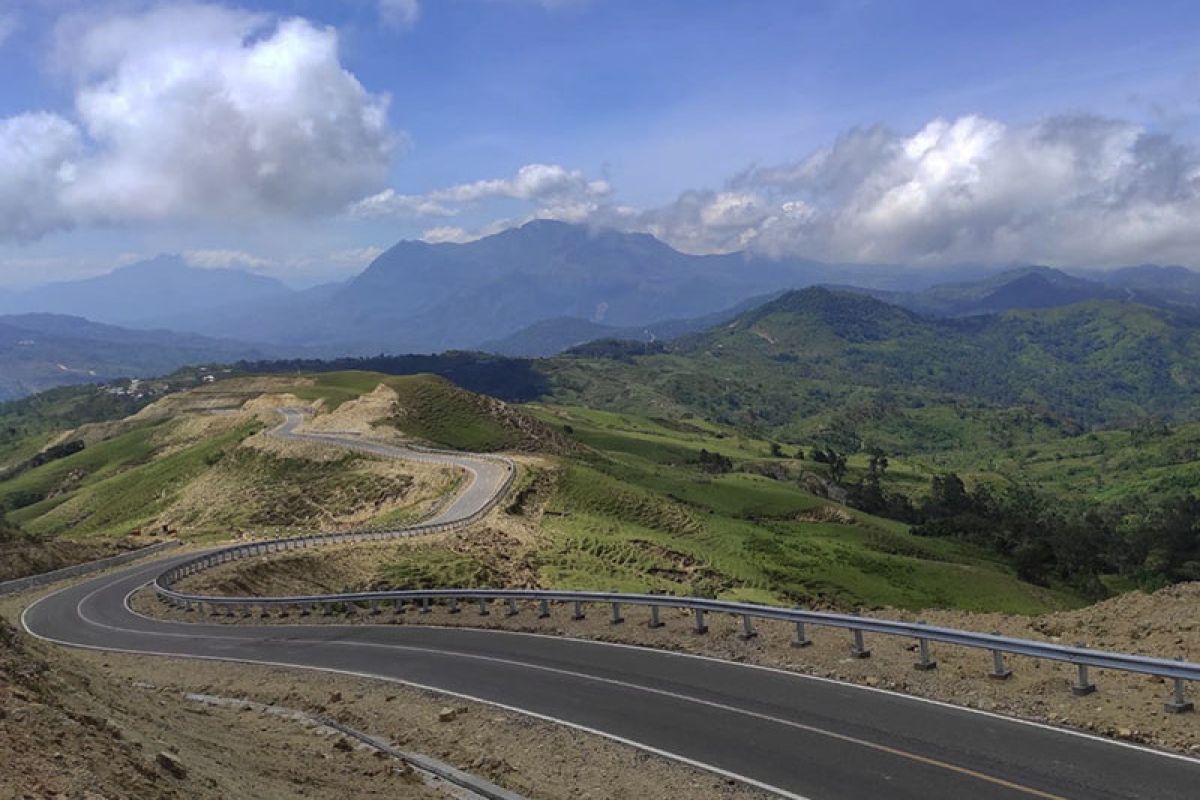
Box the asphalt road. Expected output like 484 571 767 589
19 411 1200 799
270 408 512 525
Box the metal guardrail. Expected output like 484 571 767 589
153 416 1199 715
1 540 180 596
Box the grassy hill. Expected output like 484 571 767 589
519 405 1078 612
543 288 1200 439
0 381 462 544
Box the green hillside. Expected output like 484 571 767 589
543 288 1200 439
521 405 1079 612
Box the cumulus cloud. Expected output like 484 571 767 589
349 163 610 220
0 4 395 242
0 113 84 241
348 189 457 219
430 163 610 203
558 113 1200 267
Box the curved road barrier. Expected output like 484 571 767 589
0 539 180 596
22 409 1200 798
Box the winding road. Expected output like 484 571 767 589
20 412 1200 799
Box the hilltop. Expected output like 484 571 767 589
545 287 1200 436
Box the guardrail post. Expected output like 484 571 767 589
538 599 551 619
449 598 460 614
791 620 812 648
478 598 490 616
739 614 757 640
989 634 1012 679
1166 659 1195 713
1071 644 1096 696
506 598 520 617
259 604 270 618
572 600 585 621
693 607 708 634
421 598 432 614
278 603 290 618
849 612 870 658
322 602 334 617
370 600 380 616
914 621 936 671
648 605 663 629
610 602 624 625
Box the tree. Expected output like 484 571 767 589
826 449 847 483
696 448 733 474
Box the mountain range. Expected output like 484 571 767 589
5 221 1200 400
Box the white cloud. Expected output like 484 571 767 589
348 189 457 218
718 113 1200 265
420 225 474 244
183 249 276 270
377 0 420 28
0 5 396 243
430 163 610 203
350 163 610 221
0 113 83 241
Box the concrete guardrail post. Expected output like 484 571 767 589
791 620 812 648
989 633 1012 679
572 600 585 621
849 612 870 658
1071 644 1096 696
739 614 757 640
1166 658 1195 713
538 599 551 619
449 598 460 614
610 602 624 625
914 621 936 671
506 598 520 617
648 605 663 629
421 597 432 614
693 607 708 634
478 598 490 616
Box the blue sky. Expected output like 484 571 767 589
2 0 1200 287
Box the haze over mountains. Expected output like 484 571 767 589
0 314 281 400
4 220 1200 399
